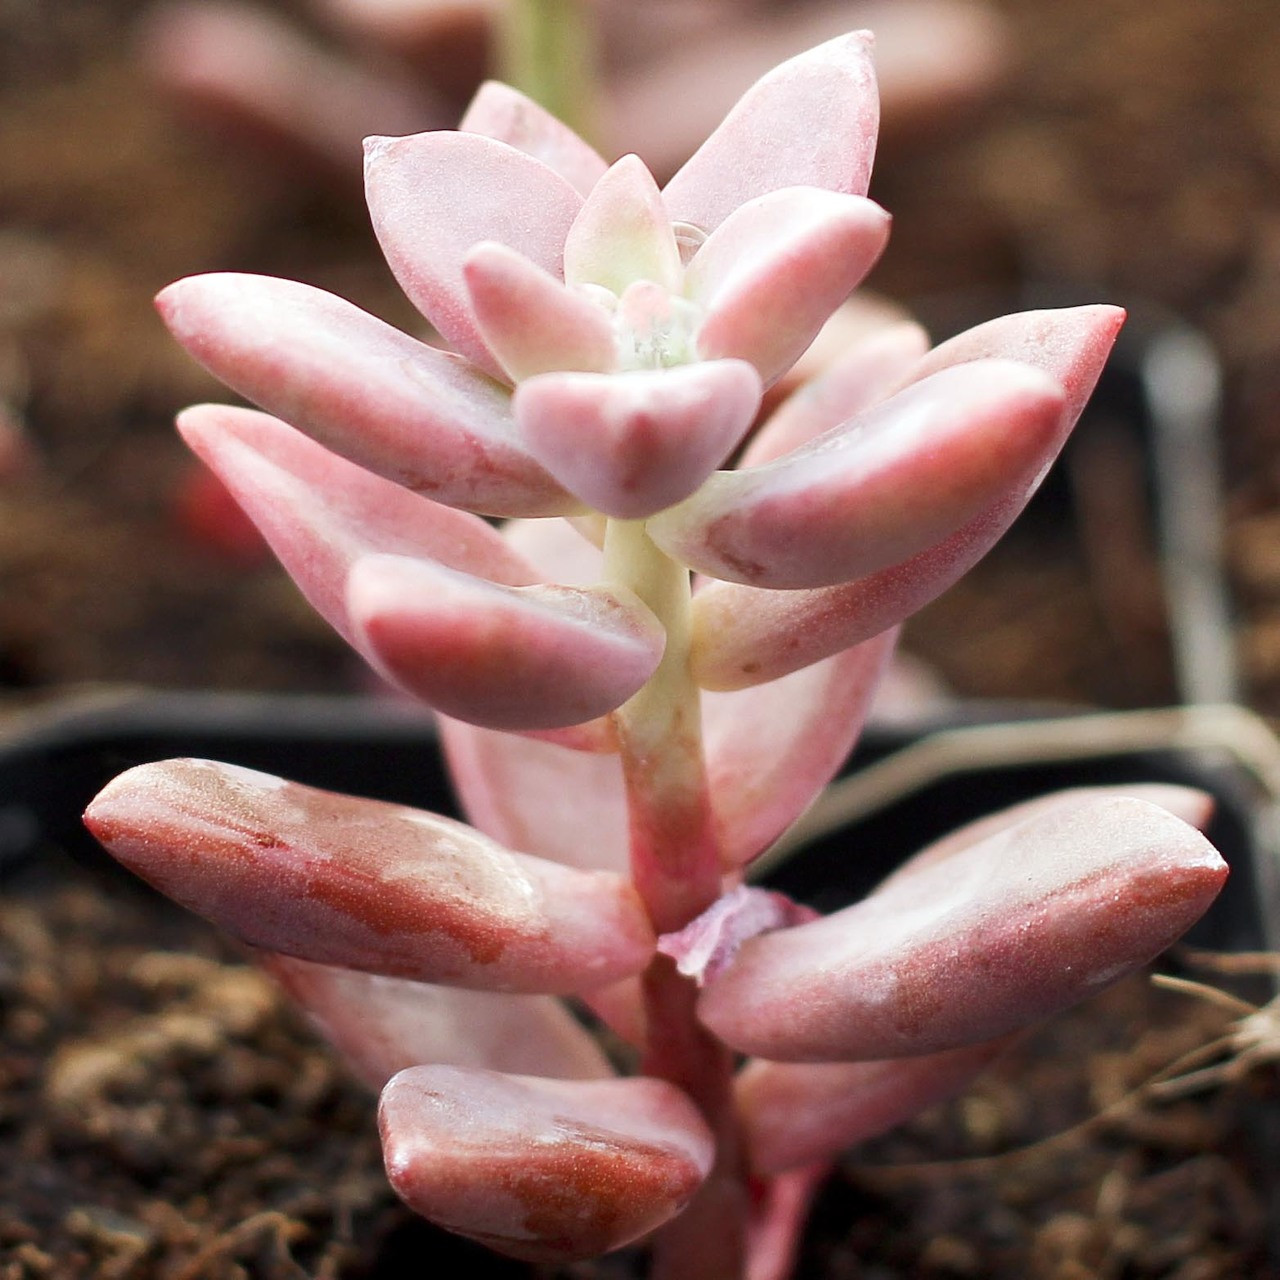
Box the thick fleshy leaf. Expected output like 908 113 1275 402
176 405 537 646
737 1039 1011 1175
691 306 1127 686
515 360 763 519
85 760 655 994
440 716 629 873
687 187 891 384
564 154 683 295
347 554 665 729
262 953 613 1089
460 80 609 198
698 796 1227 1061
652 360 1065 589
158 274 573 516
662 32 878 235
884 783 1216 880
743 320 931 466
898 305 1126 421
380 1066 714 1262
704 629 897 866
364 130 583 376
692 503 1036 689
463 241 617 382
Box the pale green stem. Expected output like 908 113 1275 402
602 518 722 935
603 519 745 1279
496 0 601 145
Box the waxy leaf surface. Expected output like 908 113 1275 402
365 130 583 376
742 319 930 466
662 32 879 234
460 81 608 197
692 305 1126 686
176 405 536 646
653 360 1064 589
698 796 1226 1060
515 360 763 518
380 1067 713 1261
158 273 572 516
688 186 891 385
348 554 665 729
85 760 655 994
463 240 617 382
737 1039 1011 1174
564 154 683 295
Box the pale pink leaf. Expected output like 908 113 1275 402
380 1066 714 1262
698 796 1226 1060
693 503 1032 689
662 31 878 235
691 306 1127 686
652 360 1065 589
576 976 647 1048
744 1163 829 1280
348 554 664 729
176 405 537 646
688 187 891 384
84 760 655 994
157 273 574 516
463 241 617 382
439 717 629 873
743 320 931 466
262 953 613 1089
737 1038 1011 1174
898 305 1127 422
704 630 898 866
563 154 682 294
460 80 609 197
883 783 1217 882
364 130 583 376
515 360 763 519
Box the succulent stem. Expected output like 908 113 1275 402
496 0 601 145
604 518 745 1275
604 518 723 935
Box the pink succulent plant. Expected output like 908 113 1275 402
84 33 1227 1280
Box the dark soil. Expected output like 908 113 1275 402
4 0 1280 1277
4 869 1276 1280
